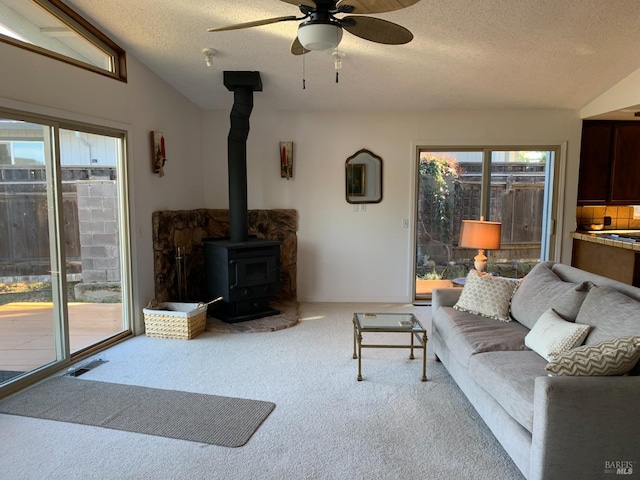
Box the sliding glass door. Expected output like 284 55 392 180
414 147 559 302
0 120 59 383
0 110 131 387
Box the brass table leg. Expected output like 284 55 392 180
357 330 363 381
353 316 362 381
421 332 428 382
409 330 415 360
352 317 358 360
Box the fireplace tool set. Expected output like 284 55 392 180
175 245 188 302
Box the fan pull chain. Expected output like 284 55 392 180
332 49 344 85
302 54 306 90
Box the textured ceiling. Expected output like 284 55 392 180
65 0 640 113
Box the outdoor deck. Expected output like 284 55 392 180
0 302 124 376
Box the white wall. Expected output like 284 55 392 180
581 66 640 119
204 105 583 302
1 41 584 309
0 42 204 332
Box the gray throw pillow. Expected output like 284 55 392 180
575 286 640 345
510 262 591 329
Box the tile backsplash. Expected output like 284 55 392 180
576 205 640 230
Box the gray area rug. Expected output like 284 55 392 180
0 376 275 447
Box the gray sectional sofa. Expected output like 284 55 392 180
431 261 640 480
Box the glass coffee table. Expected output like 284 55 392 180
352 312 427 382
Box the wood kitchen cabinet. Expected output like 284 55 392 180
578 120 640 205
610 123 640 203
577 121 612 204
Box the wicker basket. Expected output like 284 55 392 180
143 302 207 339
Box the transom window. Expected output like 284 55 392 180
0 0 126 81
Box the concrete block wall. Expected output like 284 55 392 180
76 180 120 283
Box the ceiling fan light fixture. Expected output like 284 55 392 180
202 48 216 67
297 22 343 51
332 49 345 69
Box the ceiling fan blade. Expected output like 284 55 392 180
337 0 420 14
341 16 413 44
291 36 311 55
208 16 297 32
280 0 317 7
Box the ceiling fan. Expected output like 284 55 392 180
208 0 420 55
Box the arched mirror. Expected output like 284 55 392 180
345 148 383 204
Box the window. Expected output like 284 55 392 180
0 0 126 81
413 146 560 302
1 141 45 165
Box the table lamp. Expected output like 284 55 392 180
459 217 502 272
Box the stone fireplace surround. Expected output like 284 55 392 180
152 209 297 305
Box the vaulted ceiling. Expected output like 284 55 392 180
66 0 640 113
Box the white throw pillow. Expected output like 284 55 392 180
545 336 640 376
525 309 590 361
453 270 519 322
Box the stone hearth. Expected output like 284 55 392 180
152 209 297 305
207 299 298 333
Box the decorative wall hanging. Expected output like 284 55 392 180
280 142 293 180
151 131 167 177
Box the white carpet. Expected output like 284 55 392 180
0 303 524 480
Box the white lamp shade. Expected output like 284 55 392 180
459 219 502 250
298 23 343 51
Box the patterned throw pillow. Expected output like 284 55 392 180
453 270 519 322
545 336 640 376
524 309 591 361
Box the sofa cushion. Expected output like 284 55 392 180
433 306 529 368
469 351 548 433
510 262 591 329
453 270 519 322
575 286 640 345
524 309 591 361
545 336 640 376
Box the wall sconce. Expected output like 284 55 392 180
459 216 502 272
150 131 167 177
202 48 216 67
280 142 293 180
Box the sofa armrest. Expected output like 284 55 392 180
530 375 640 480
431 287 463 313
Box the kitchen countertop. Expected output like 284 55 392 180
570 231 640 251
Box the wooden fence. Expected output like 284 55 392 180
0 188 80 277
0 166 115 278
417 162 546 266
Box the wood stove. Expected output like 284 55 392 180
204 71 282 322
204 238 281 322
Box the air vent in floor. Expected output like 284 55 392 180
65 358 108 377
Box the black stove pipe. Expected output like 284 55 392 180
223 71 263 243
